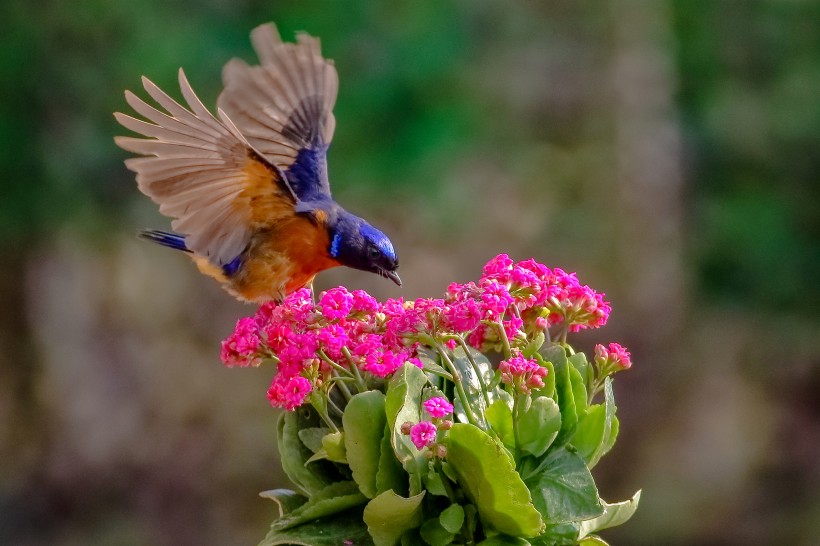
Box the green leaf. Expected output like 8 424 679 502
517 397 561 457
524 448 603 525
446 423 544 537
568 353 590 388
529 523 579 545
363 490 426 546
321 431 348 464
523 332 546 358
477 536 531 545
569 365 588 416
258 508 373 546
420 518 455 546
376 423 407 496
532 354 555 399
277 412 335 496
258 489 307 518
551 353 577 449
450 346 495 429
297 427 329 453
440 504 465 534
486 399 515 451
577 490 641 538
578 536 609 546
604 416 619 455
271 481 367 531
344 391 388 498
385 363 428 464
573 378 617 468
424 468 448 496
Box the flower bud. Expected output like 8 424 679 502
400 422 413 435
439 419 453 430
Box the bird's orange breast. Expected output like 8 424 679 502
222 215 340 302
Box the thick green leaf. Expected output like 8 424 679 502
258 507 373 546
420 518 455 546
523 332 546 358
486 399 515 451
363 490 426 546
551 356 577 449
577 490 641 538
446 423 544 537
298 427 329 453
385 363 428 464
603 416 619 456
376 423 407 496
440 504 465 534
424 468 448 496
321 431 348 463
568 353 591 390
578 536 609 546
568 365 587 416
517 397 561 457
278 412 335 496
524 448 603 524
532 355 555 399
573 378 617 468
258 489 307 518
271 481 367 531
529 523 579 545
477 536 531 545
344 391 388 498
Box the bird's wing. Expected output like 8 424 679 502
115 69 297 266
217 23 338 202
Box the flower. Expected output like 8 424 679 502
594 342 632 371
221 317 263 367
423 397 454 418
409 421 438 449
267 375 312 411
498 353 548 394
319 287 353 320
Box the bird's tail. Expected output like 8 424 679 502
138 229 191 253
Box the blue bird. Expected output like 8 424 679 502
115 23 400 302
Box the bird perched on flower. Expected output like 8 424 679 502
115 23 400 303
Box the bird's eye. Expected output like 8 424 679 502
368 247 380 259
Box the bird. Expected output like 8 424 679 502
114 23 400 303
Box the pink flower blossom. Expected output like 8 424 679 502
481 280 514 319
267 375 312 411
594 342 632 371
482 253 514 281
423 397 454 418
409 421 438 449
498 353 548 394
351 289 379 313
221 317 263 367
319 287 353 320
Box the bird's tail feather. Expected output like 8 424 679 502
138 229 191 253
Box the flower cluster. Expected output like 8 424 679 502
220 255 614 411
594 342 632 373
499 353 548 394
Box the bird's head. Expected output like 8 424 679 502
329 214 401 286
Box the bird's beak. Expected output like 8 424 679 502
385 270 402 286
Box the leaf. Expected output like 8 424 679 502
486 399 515 451
523 332 546 358
385 363 428 464
258 489 307 518
363 490 426 546
450 346 495 429
424 468 448 496
568 353 590 389
532 355 555 399
517 397 561 457
277 412 335 496
271 481 367 531
344 391 388 498
577 490 641 538
524 448 603 525
420 518 455 546
578 536 609 546
446 423 544 537
573 378 617 469
297 427 329 453
529 523 579 546
569 365 588 416
376 423 408 496
551 354 577 449
440 504 465 534
322 431 348 464
258 507 373 546
476 536 531 545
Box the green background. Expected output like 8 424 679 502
1 0 819 544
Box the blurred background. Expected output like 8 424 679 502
2 0 819 544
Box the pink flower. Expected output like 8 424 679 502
319 287 353 320
498 353 548 394
481 280 514 319
443 298 481 333
351 289 379 313
221 317 263 367
317 324 348 360
594 342 632 371
267 375 312 411
409 421 438 449
423 397 454 418
482 254 514 281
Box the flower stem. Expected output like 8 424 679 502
318 350 354 378
495 320 513 359
446 335 492 407
436 344 480 427
341 347 368 391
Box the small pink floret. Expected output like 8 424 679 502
423 397 454 418
410 421 438 449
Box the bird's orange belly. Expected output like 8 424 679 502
226 218 340 302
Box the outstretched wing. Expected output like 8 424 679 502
217 23 338 202
115 69 297 266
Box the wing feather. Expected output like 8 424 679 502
115 68 296 265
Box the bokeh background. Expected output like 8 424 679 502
2 0 819 544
